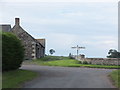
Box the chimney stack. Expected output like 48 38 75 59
15 18 20 25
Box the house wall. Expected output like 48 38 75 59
11 25 36 60
2 18 45 60
36 42 41 59
40 47 45 57
31 42 36 59
36 39 45 57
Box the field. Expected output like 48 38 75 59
24 56 120 69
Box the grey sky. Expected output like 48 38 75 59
0 0 118 57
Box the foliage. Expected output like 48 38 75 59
2 69 38 88
107 49 120 58
2 32 24 71
82 61 88 64
69 53 72 58
69 53 74 59
78 61 82 64
109 70 120 88
49 49 55 55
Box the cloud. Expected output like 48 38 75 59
82 35 117 49
1 0 118 3
24 18 70 25
45 33 79 48
0 2 117 26
43 32 118 52
61 12 84 17
0 1 118 57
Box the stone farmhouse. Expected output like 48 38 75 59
1 18 45 60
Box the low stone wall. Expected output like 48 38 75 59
81 58 120 66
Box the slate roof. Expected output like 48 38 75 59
0 25 11 32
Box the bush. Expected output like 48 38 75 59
89 61 92 64
2 32 24 71
69 53 75 59
82 61 88 64
78 61 82 64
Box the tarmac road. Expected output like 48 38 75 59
20 65 116 88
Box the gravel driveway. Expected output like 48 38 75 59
20 65 116 88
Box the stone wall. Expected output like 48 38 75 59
80 58 120 66
71 55 120 65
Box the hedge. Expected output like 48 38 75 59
2 32 24 71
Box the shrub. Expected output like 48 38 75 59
82 61 88 64
69 53 75 59
2 32 24 71
78 61 82 64
89 61 92 64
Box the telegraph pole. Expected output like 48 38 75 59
71 45 85 60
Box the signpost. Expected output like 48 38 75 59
71 45 85 60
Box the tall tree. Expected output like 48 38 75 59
49 49 55 55
107 49 120 58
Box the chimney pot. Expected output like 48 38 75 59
15 18 20 25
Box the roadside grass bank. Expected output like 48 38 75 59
109 70 120 88
2 69 38 88
23 56 120 69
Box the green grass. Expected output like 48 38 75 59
37 56 68 61
2 69 38 88
38 59 81 67
0 73 2 89
25 56 120 69
109 70 120 88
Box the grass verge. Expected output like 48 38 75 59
109 70 120 88
23 56 120 69
2 69 38 88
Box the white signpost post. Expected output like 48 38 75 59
71 45 85 60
